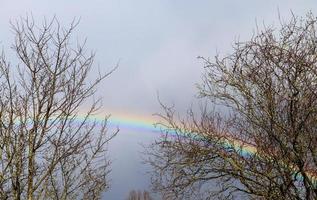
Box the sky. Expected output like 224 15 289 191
1 1 317 199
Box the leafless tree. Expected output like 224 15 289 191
147 12 317 200
126 190 153 200
0 16 117 200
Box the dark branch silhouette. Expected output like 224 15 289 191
0 16 117 200
148 12 317 200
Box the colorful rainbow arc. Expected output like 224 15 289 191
154 128 317 184
78 112 317 184
13 112 317 185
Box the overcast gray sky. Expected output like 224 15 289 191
2 1 317 114
1 0 317 199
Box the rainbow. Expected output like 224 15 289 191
77 111 315 185
19 110 317 186
71 111 161 133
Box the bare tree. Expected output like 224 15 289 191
0 16 117 200
126 190 153 200
147 12 317 200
